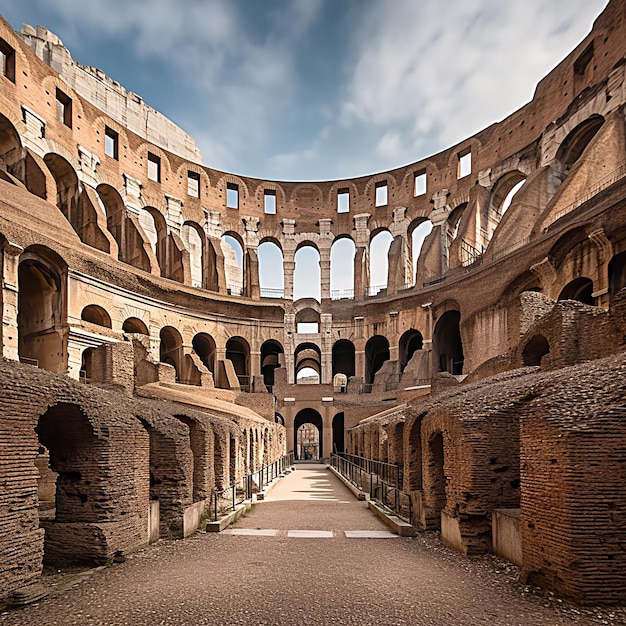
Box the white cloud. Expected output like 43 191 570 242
340 0 608 166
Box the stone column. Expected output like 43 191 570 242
318 218 333 300
282 220 296 300
589 228 612 309
2 241 23 361
320 313 333 384
353 214 370 299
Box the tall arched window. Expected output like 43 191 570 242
369 230 393 296
221 234 244 296
258 240 284 298
294 245 320 301
330 238 355 299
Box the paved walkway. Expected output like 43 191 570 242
1 464 624 625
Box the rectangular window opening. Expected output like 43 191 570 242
337 189 350 213
458 151 471 179
188 171 200 198
104 126 118 160
264 189 276 214
56 88 72 128
375 181 388 207
414 171 427 197
0 39 15 83
147 152 161 182
297 322 319 334
226 182 239 209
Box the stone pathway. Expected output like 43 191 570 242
2 463 626 625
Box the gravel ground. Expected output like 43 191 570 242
2 464 625 626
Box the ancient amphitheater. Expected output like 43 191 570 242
1 0 626 613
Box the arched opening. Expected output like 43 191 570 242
221 234 244 296
97 184 151 272
556 115 605 176
159 326 183 381
332 413 345 455
407 415 424 491
332 339 355 378
175 415 205 502
294 408 323 460
226 337 250 389
295 307 320 334
410 221 433 285
447 203 467 245
36 403 103 565
399 329 424 372
80 347 96 382
558 277 595 305
365 335 390 384
522 335 550 366
192 333 217 376
122 317 149 335
0 113 23 179
295 343 321 384
490 173 526 217
18 250 66 373
609 251 626 299
428 432 446 530
369 230 393 295
274 413 285 426
144 207 185 283
330 237 355 299
182 222 205 288
258 240 284 298
294 245 320 301
81 305 111 328
433 310 464 375
260 340 284 389
43 153 81 236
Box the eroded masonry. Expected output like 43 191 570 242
1 0 626 608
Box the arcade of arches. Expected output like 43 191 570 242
1 2 626 609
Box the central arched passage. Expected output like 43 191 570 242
293 408 323 461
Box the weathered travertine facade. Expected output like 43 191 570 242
1 0 626 607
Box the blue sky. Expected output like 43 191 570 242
0 0 608 181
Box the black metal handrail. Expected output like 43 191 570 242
330 454 411 522
212 452 295 521
335 452 402 489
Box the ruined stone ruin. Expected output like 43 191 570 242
1 0 626 609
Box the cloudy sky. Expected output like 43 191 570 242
0 0 608 182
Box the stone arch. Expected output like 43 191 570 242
294 243 321 302
182 221 207 289
0 112 23 178
18 246 67 373
608 251 626 299
260 339 283 389
332 412 345 455
216 174 249 210
294 342 321 384
363 172 398 209
295 307 320 334
294 408 323 460
258 238 284 297
399 329 424 372
289 183 323 210
332 339 355 378
369 228 393 295
159 326 184 380
43 152 82 237
143 206 186 283
555 114 605 175
365 335 390 385
255 181 287 212
123 317 149 335
558 277 595 305
522 335 550 366
408 218 433 284
35 402 105 564
433 310 464 375
221 232 245 296
81 305 111 329
426 430 446 530
192 333 217 376
330 235 355 298
225 336 250 386
137 143 172 184
96 184 153 272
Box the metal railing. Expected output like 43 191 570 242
212 452 295 521
460 239 483 267
330 454 411 522
237 375 251 392
365 284 387 297
359 383 373 394
335 453 402 489
260 287 285 298
331 288 354 300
